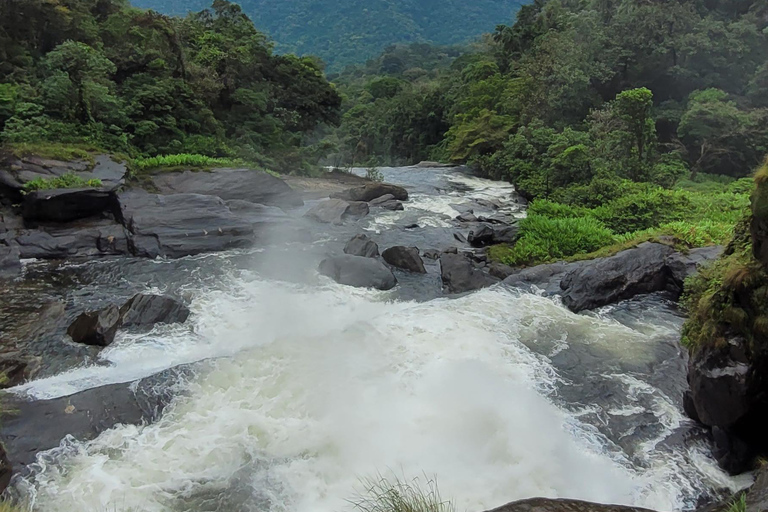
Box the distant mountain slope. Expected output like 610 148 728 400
130 0 525 70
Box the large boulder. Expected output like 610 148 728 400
382 246 426 273
305 199 369 224
116 190 254 258
67 305 122 347
119 294 190 330
22 188 113 223
11 220 130 259
318 255 397 290
0 245 20 279
468 224 520 248
560 242 675 312
152 168 302 208
484 498 655 512
440 252 498 294
344 234 379 258
665 245 724 291
331 183 409 202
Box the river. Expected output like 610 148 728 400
3 166 746 511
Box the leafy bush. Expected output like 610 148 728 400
591 189 690 234
23 172 102 192
134 154 244 171
490 215 616 266
527 199 589 219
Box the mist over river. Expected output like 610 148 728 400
3 166 747 512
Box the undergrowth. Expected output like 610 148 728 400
22 172 102 192
133 153 280 176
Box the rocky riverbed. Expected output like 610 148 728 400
0 157 756 512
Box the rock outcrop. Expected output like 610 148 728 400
440 252 499 294
152 168 303 208
382 246 427 273
344 234 379 258
331 182 408 202
318 255 397 290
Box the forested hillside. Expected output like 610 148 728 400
130 0 526 71
329 0 768 266
0 0 341 173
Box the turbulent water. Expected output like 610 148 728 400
6 166 747 511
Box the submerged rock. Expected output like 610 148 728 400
152 168 303 208
344 234 379 258
331 182 408 202
440 252 498 294
119 294 190 330
318 255 397 290
67 305 122 347
116 190 254 258
484 498 655 512
382 246 426 273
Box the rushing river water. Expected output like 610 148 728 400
4 166 747 511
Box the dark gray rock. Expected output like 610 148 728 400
504 262 582 296
453 232 468 243
22 188 113 223
456 212 478 223
67 305 122 347
440 253 498 294
484 498 654 512
225 200 290 226
152 168 303 208
560 242 675 312
468 225 495 247
0 154 125 193
489 262 516 280
11 220 130 259
305 198 369 224
119 294 190 330
422 249 441 260
116 190 254 258
665 245 724 291
318 255 397 290
331 183 408 202
382 246 426 273
0 352 40 388
493 224 520 244
0 245 20 279
344 234 379 258
369 194 404 211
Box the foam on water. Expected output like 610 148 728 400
18 279 737 512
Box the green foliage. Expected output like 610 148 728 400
365 167 384 183
726 493 747 512
591 189 691 234
348 474 455 512
134 154 243 171
489 214 616 266
23 172 102 192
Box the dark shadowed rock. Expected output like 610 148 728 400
116 190 254 258
493 224 520 244
344 234 379 258
305 199 369 224
331 183 408 202
318 255 397 290
747 466 768 512
120 294 190 330
0 245 20 278
560 242 675 312
369 194 404 211
484 498 655 512
152 168 302 208
0 353 40 388
67 305 122 347
11 220 130 259
468 225 495 247
665 245 724 291
22 188 113 223
382 246 426 273
440 253 498 294
456 212 478 223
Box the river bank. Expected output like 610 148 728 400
0 157 749 511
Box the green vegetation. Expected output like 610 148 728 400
131 0 525 72
349 474 455 512
0 0 342 175
134 154 244 171
22 173 103 193
726 493 748 512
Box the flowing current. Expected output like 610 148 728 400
5 166 744 511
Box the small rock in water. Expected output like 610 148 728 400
369 194 404 211
468 225 495 247
318 255 397 290
119 294 190 330
405 223 420 230
305 198 368 224
382 246 427 273
456 212 478 223
440 252 498 294
331 183 408 202
67 305 122 347
0 353 40 388
489 262 516 280
453 232 467 243
344 234 379 258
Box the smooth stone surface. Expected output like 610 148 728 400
382 246 426 273
344 234 379 258
152 168 303 208
318 255 397 290
116 190 254 258
11 220 130 259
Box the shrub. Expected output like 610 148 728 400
133 153 242 171
491 214 616 266
366 167 384 182
527 199 589 219
23 172 102 192
349 474 455 512
591 189 690 234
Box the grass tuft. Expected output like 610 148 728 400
726 493 747 512
348 473 456 512
22 172 102 193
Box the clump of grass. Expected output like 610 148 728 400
348 474 455 512
726 492 747 512
133 153 280 176
22 172 102 193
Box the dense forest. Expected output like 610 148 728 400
327 0 768 267
130 0 526 71
0 0 341 173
